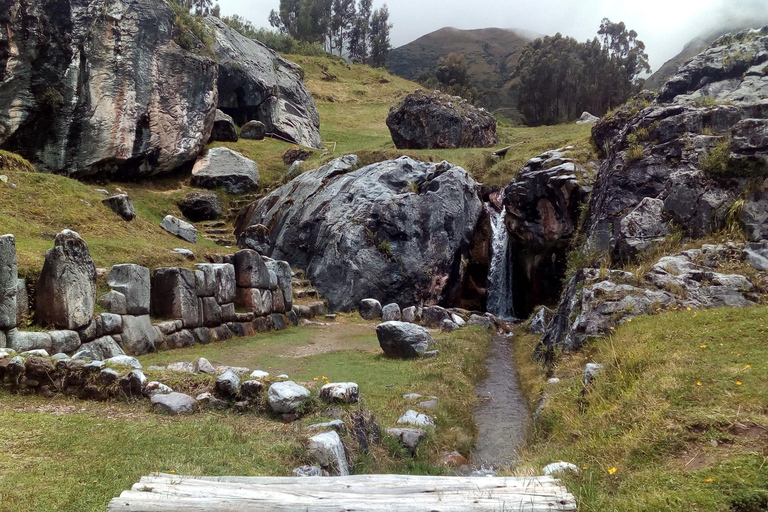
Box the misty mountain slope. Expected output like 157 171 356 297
646 20 768 90
386 27 539 119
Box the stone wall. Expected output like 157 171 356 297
0 230 317 359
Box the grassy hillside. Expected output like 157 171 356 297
514 306 768 511
386 27 538 119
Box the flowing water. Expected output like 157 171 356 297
485 199 515 320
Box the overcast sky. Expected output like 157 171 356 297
215 0 768 72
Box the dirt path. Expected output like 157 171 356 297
471 334 530 469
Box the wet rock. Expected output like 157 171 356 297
152 392 197 415
320 382 359 404
376 322 433 358
102 195 136 221
386 427 426 456
381 303 401 322
386 90 498 149
235 156 483 311
267 381 310 413
190 147 259 195
160 216 197 244
208 109 238 143
178 191 223 222
35 230 96 330
205 16 322 148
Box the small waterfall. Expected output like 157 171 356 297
486 195 515 320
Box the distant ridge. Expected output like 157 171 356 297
386 27 540 121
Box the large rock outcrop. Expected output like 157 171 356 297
0 0 218 178
586 27 768 262
235 155 484 311
204 16 322 149
386 90 498 149
502 147 593 315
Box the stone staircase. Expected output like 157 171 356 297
109 473 577 511
197 193 261 247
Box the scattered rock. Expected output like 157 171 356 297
467 314 492 329
144 381 174 397
440 319 459 332
376 322 433 358
178 191 223 222
546 378 561 385
190 147 259 195
381 303 401 322
421 306 451 328
308 420 346 433
267 381 310 413
283 148 314 165
152 392 197 415
417 400 438 410
359 299 383 320
106 355 142 369
402 393 422 400
160 216 197 244
320 382 359 404
583 363 604 386
102 195 136 221
401 306 417 323
240 120 266 140
214 370 241 399
308 431 349 476
194 357 216 374
397 409 435 428
386 427 426 456
250 369 269 379
167 362 196 373
386 90 498 149
542 462 581 476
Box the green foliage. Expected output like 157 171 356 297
625 143 644 162
516 19 651 126
701 139 768 180
694 96 718 107
169 2 215 58
222 15 328 57
377 239 393 259
38 87 64 112
418 53 478 102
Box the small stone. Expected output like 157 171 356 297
397 409 435 428
167 361 196 373
106 355 142 369
402 393 422 400
319 382 359 404
152 392 197 415
542 462 581 476
195 357 216 374
583 363 604 385
144 381 174 397
417 400 438 410
308 431 349 476
401 306 417 323
214 370 241 399
250 369 269 379
147 365 165 371
102 194 136 221
421 350 439 359
546 378 560 385
386 427 426 456
119 369 147 398
467 314 492 329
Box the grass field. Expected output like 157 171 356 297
513 306 768 512
0 317 491 511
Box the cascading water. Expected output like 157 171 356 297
486 194 515 320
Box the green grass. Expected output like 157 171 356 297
513 306 768 512
0 317 491 511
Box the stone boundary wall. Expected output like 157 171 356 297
0 230 326 359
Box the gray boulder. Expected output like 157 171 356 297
102 195 136 221
15 278 27 328
204 16 322 149
576 112 599 124
97 290 127 316
381 303 401 322
215 370 241 399
208 109 238 143
240 121 266 140
467 314 492 329
35 230 96 330
358 299 384 320
319 382 359 404
401 306 417 323
440 319 459 332
376 321 433 358
421 306 451 328
7 330 51 353
120 315 159 356
0 235 17 330
73 336 125 361
178 191 223 222
152 392 197 415
528 306 552 335
583 363 604 385
49 330 81 354
190 147 259 194
235 156 484 311
234 250 271 289
0 0 218 178
267 381 311 413
107 264 150 316
386 90 498 149
160 216 197 244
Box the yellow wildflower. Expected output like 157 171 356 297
608 467 617 475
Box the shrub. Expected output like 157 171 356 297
625 144 644 162
169 2 215 58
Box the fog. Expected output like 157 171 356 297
215 0 768 71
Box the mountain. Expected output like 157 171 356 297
646 21 768 90
386 27 539 121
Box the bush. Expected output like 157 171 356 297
169 2 215 58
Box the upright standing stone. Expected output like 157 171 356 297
266 260 293 310
35 230 96 330
107 264 151 315
151 268 199 328
15 278 27 328
0 235 18 330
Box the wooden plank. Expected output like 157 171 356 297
108 473 578 512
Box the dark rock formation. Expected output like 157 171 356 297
204 16 322 149
502 148 593 315
240 121 266 140
283 148 313 165
151 267 199 328
178 191 223 222
102 195 136 222
235 155 484 311
586 27 768 263
208 110 238 143
35 230 97 330
386 90 498 149
0 0 218 178
190 147 259 194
